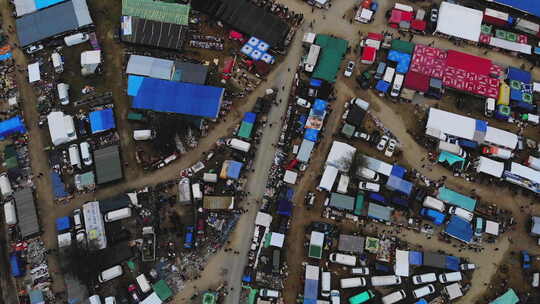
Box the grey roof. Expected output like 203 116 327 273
329 193 355 211
94 145 123 184
14 188 40 238
338 234 365 253
532 216 540 236
121 16 187 51
126 55 174 80
16 0 93 46
14 0 35 17
297 139 315 163
172 62 209 84
423 252 447 269
367 202 393 222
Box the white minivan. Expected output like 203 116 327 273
57 83 70 105
4 201 17 225
448 206 474 222
439 272 463 283
382 290 406 304
80 141 93 166
422 196 445 212
98 265 123 283
0 172 13 197
413 284 435 299
51 52 64 73
412 272 437 285
390 73 404 97
89 295 102 304
136 274 151 293
260 289 280 298
104 207 132 222
340 277 367 288
69 144 82 169
357 167 380 181
321 272 331 297
64 32 89 46
371 275 402 287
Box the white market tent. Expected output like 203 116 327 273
509 162 540 184
297 139 315 163
489 37 532 55
476 157 504 178
325 141 357 172
28 62 40 83
436 2 482 42
270 232 285 248
126 55 174 80
57 232 72 248
283 170 298 184
395 249 410 277
531 217 540 236
445 283 464 300
47 111 76 146
534 82 540 93
319 166 339 191
362 154 393 176
141 292 162 304
255 212 272 228
426 108 476 140
485 220 500 236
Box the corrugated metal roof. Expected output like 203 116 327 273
338 234 364 253
329 193 355 211
122 0 190 25
94 145 123 184
126 55 174 80
14 188 40 238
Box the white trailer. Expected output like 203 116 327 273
329 253 356 266
226 138 251 152
178 178 191 204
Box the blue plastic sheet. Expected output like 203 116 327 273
226 161 243 179
90 108 116 134
390 165 406 178
304 128 319 142
10 254 23 277
0 53 12 61
388 50 411 73
0 116 27 139
277 200 292 216
386 175 413 196
243 112 256 123
310 78 322 87
409 251 423 265
445 216 473 243
475 120 487 132
129 75 224 118
507 67 532 83
376 80 390 92
510 88 523 101
56 216 70 231
51 172 68 198
312 99 327 115
35 0 64 10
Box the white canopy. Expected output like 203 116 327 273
426 108 476 140
283 170 298 184
484 127 518 150
485 220 499 236
395 249 410 277
310 231 325 246
534 82 540 93
476 157 504 177
255 212 272 228
28 62 40 83
270 232 285 248
489 37 532 55
436 2 482 42
325 141 357 172
319 166 338 191
57 232 72 248
126 55 174 80
141 293 162 304
445 283 463 300
81 50 101 65
509 162 540 183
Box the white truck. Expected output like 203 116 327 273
329 253 356 266
304 44 321 72
178 178 192 204
383 67 396 83
371 275 402 286
482 146 513 160
438 141 467 158
226 138 251 153
423 196 446 212
390 73 404 97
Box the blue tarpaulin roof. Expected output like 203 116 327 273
312 99 328 115
391 165 406 178
368 193 386 204
304 279 318 304
510 88 522 101
310 78 322 87
243 112 256 123
304 128 319 142
0 53 12 61
29 289 44 304
386 175 413 196
51 172 68 198
285 187 295 200
475 120 487 132
388 50 411 73
409 251 423 265
458 139 478 149
0 116 27 139
10 254 23 277
226 160 243 179
507 67 532 83
492 0 540 17
376 80 390 92
437 187 477 211
438 151 465 169
35 0 64 9
56 216 70 231
445 216 473 243
514 101 535 111
89 108 115 134
129 75 224 118
446 255 460 271
277 199 292 216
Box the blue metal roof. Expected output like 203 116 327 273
445 216 473 243
243 112 256 123
386 175 413 196
89 108 116 134
391 165 406 178
56 216 71 231
0 116 27 139
507 67 532 83
304 128 319 142
492 0 540 18
129 75 224 118
51 172 68 198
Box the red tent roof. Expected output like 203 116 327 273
404 71 430 92
411 19 426 31
361 46 377 62
367 32 383 41
445 50 492 76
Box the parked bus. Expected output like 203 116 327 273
349 290 375 304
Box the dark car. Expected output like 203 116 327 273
127 284 140 303
414 188 428 202
355 71 372 89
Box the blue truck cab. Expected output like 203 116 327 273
420 208 446 225
184 226 194 249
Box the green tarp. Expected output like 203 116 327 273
238 122 254 139
312 35 348 83
391 39 415 54
437 151 465 170
202 292 217 304
437 187 477 212
122 0 190 25
152 280 173 301
308 245 322 259
490 289 519 304
341 123 355 138
4 156 18 169
354 194 364 216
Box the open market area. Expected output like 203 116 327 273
1 0 540 304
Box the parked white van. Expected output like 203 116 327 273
438 272 463 283
133 130 155 141
89 295 102 304
64 115 77 142
340 277 367 288
413 284 435 299
329 253 356 266
51 52 64 73
260 289 280 298
136 274 151 293
382 290 406 304
4 201 17 225
64 32 89 46
0 172 13 197
357 167 380 181
68 144 82 169
57 83 70 105
390 73 404 97
448 206 474 222
191 183 203 200
80 141 93 166
351 267 370 275
371 275 402 286
98 265 123 283
532 272 539 288
104 207 132 222
321 272 331 297
412 272 437 285
383 66 396 83
423 196 445 212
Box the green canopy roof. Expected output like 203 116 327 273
354 194 364 216
238 122 254 139
4 156 18 169
122 0 190 25
312 35 348 83
152 280 173 301
341 123 355 138
391 39 415 54
437 186 477 211
202 292 217 304
437 151 464 170
490 289 519 304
